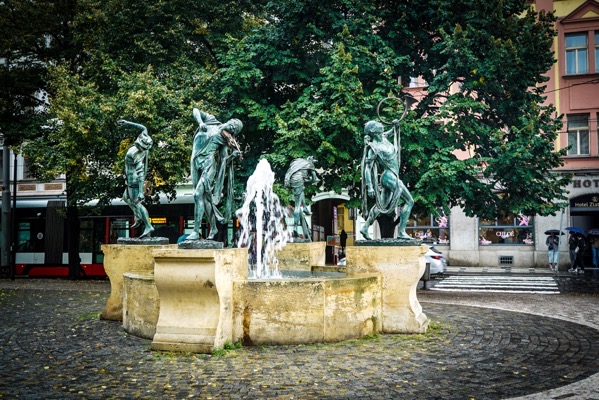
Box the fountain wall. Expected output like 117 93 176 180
276 241 326 271
232 275 381 345
100 243 173 321
116 242 428 352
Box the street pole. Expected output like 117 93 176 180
11 150 17 279
0 132 11 276
557 207 565 275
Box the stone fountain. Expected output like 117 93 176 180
109 159 427 353
106 101 428 353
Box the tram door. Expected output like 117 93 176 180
44 201 65 265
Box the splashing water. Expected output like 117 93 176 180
237 159 290 279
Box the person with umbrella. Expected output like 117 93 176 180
568 231 580 272
545 230 560 271
565 227 587 274
574 233 587 274
589 229 599 269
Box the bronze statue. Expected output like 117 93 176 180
188 108 242 241
360 99 414 240
284 157 319 241
118 119 154 238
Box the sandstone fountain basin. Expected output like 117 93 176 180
114 242 429 353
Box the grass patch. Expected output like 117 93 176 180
77 311 100 321
212 341 243 356
0 290 11 304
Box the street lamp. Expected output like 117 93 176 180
0 131 11 276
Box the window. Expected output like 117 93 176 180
406 212 449 245
408 77 419 88
17 222 33 252
22 157 35 180
567 114 590 156
565 33 588 75
479 211 534 246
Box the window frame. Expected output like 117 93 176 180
565 32 589 75
406 212 450 245
567 114 591 156
596 31 599 73
479 212 534 246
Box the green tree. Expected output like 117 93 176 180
4 0 571 249
0 0 80 145
4 0 262 276
400 1 570 219
215 0 569 223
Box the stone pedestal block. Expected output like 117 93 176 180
346 244 429 333
100 244 173 321
151 248 248 353
276 241 326 270
123 272 159 339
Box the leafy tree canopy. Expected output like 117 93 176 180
215 0 569 219
2 0 570 222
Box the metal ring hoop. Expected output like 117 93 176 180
376 97 408 125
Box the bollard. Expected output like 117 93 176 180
420 262 431 290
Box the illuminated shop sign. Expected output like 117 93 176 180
570 194 599 208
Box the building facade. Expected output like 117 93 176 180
385 0 599 269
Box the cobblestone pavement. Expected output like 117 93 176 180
1 279 599 399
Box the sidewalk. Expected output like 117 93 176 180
445 265 556 274
1 279 599 399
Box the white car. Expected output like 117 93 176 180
425 246 447 274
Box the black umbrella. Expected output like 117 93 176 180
544 229 564 235
588 228 599 236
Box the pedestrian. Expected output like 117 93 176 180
340 229 347 252
546 232 559 271
589 234 599 269
575 233 586 274
568 232 578 272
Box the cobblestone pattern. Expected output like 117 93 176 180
1 281 599 399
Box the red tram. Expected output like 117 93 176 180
12 198 232 278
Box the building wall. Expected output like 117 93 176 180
442 0 599 268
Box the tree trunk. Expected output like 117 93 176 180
66 204 81 280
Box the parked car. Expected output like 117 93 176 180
425 246 447 274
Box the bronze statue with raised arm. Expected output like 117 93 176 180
284 156 320 241
118 119 154 238
360 117 414 241
188 108 243 241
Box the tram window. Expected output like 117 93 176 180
80 220 93 253
93 218 106 263
111 219 130 240
17 222 33 252
17 220 44 252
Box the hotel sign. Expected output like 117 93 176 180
573 179 599 188
570 194 599 209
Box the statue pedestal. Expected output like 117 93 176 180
123 272 159 339
100 243 173 321
346 244 429 333
150 248 247 353
276 241 326 271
